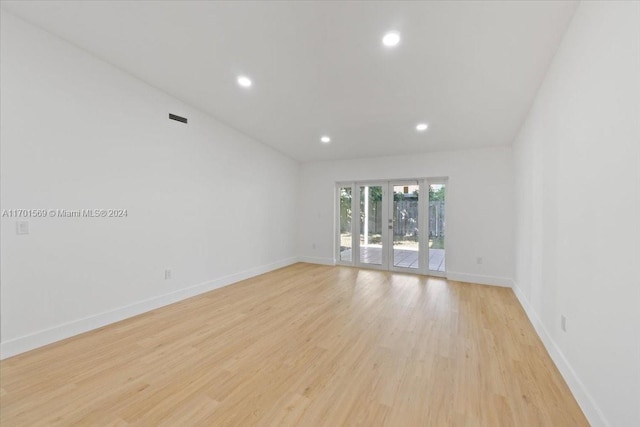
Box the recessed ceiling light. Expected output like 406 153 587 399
320 136 331 143
382 31 401 47
237 75 252 88
416 123 428 132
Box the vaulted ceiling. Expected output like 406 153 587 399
1 1 578 161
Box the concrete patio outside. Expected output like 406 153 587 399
339 246 445 271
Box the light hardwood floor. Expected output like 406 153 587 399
0 263 588 426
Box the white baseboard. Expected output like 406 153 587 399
0 256 298 360
296 262 512 288
297 256 336 266
512 283 608 427
446 271 513 287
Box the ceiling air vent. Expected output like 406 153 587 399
169 113 187 124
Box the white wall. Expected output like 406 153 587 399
298 147 514 286
0 12 299 358
512 2 640 426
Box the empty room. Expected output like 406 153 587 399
1 1 638 426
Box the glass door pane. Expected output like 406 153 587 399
338 186 353 262
359 185 383 266
392 183 420 269
428 183 446 272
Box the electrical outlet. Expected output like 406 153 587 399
476 257 483 264
16 221 29 235
561 315 567 332
164 269 172 280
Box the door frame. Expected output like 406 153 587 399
388 180 424 274
353 182 389 271
335 183 356 266
425 177 448 277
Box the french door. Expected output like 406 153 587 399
336 179 446 276
356 183 388 270
389 181 422 273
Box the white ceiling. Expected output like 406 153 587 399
1 0 578 162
